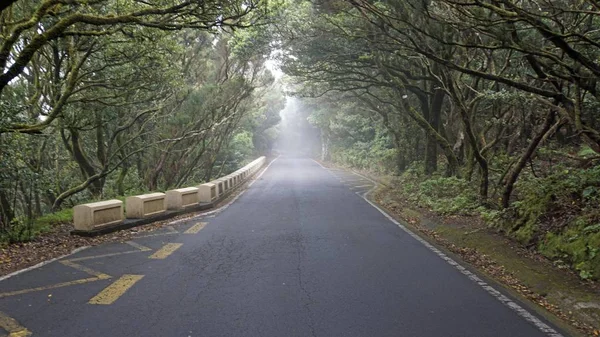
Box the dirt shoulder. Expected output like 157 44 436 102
326 162 600 337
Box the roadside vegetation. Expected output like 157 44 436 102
267 0 600 282
2 0 600 284
0 0 284 243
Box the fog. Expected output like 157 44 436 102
274 96 321 157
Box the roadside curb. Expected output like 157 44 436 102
0 246 89 282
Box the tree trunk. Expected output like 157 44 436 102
116 165 128 196
502 111 555 208
321 129 331 161
52 171 108 211
401 96 459 176
66 129 103 196
459 107 489 200
0 189 14 227
425 88 444 175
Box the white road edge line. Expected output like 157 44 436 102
311 158 563 337
170 155 280 221
0 246 89 282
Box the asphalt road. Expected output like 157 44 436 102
0 156 566 337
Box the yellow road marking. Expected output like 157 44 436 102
88 274 144 305
184 222 207 234
125 241 151 251
149 243 182 259
0 311 31 337
0 277 105 299
60 260 110 279
68 249 145 262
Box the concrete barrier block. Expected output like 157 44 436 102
74 200 123 231
198 183 217 203
126 193 166 219
166 187 199 210
221 178 229 191
212 180 224 195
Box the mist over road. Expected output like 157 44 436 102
0 155 564 337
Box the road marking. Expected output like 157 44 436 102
125 241 152 251
187 156 279 221
0 311 31 337
134 226 179 238
184 222 207 234
0 243 148 299
134 231 179 238
0 277 104 299
359 190 564 336
149 243 182 259
351 184 372 189
0 246 89 283
68 250 144 262
313 158 564 337
60 260 110 279
88 274 144 305
247 155 279 187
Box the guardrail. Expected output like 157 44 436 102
72 156 266 236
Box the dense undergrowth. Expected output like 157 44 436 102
398 164 600 280
0 145 257 245
0 209 73 244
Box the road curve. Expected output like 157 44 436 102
0 155 566 337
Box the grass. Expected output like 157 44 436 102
33 208 74 229
0 208 73 244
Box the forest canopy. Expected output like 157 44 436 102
0 0 284 240
272 0 600 279
1 0 600 279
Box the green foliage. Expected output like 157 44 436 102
0 2 284 242
391 166 480 215
416 177 480 215
495 166 600 280
330 141 396 173
578 146 598 158
230 131 255 161
0 209 72 244
502 166 600 242
274 0 600 283
33 209 73 229
539 224 600 280
0 218 35 244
